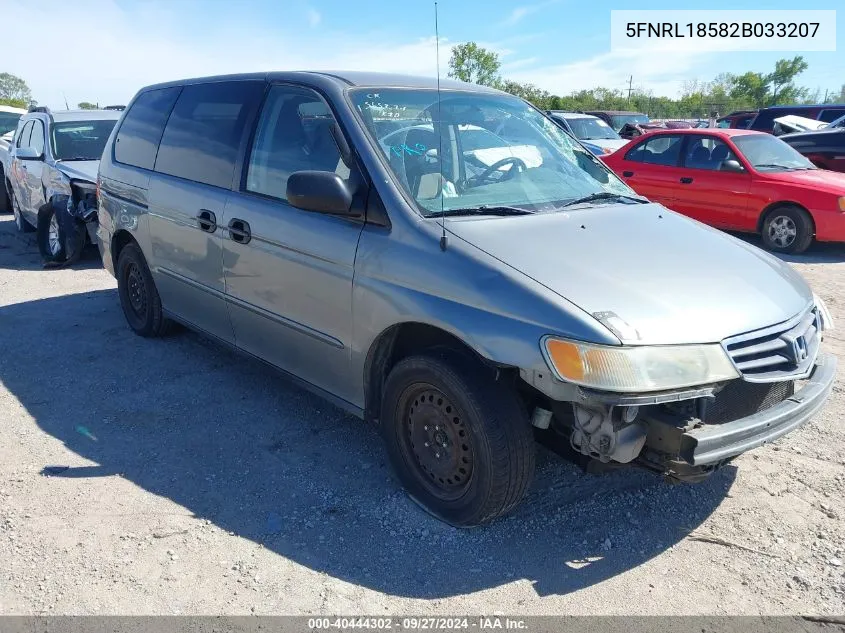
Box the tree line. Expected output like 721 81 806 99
448 43 845 119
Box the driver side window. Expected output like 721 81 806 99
246 85 348 203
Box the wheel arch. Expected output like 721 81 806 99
757 200 816 235
111 229 139 272
362 322 516 423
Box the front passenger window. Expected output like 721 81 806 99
246 85 347 202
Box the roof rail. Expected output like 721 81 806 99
27 105 50 114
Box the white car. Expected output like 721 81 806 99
547 111 629 154
0 104 27 212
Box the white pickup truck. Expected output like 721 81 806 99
0 104 27 212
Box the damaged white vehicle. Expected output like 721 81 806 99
6 107 121 265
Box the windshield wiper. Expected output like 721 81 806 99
428 205 533 218
753 163 793 170
560 192 647 208
57 157 96 162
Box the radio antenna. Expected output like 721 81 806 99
435 1 447 251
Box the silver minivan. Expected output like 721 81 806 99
97 72 836 526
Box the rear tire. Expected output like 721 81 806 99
380 352 535 526
761 205 813 254
116 242 172 337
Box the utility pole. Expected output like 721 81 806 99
627 75 633 104
823 88 829 103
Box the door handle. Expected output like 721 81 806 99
196 209 217 233
227 218 251 244
680 177 694 184
622 170 634 177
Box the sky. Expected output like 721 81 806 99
5 0 843 110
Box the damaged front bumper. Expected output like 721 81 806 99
679 352 837 466
530 352 837 482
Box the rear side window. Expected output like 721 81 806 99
625 135 683 166
115 87 181 169
154 81 264 189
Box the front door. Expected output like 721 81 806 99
146 80 265 344
674 134 750 228
223 83 365 404
22 119 47 219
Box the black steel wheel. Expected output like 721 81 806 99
381 352 535 526
116 242 172 337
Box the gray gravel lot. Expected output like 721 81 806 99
0 215 844 615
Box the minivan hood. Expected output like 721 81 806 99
55 160 99 183
446 204 811 345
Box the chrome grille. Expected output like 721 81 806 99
722 307 820 382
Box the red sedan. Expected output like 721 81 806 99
602 128 845 253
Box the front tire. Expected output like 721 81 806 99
761 205 813 254
116 242 172 337
380 352 535 526
37 204 67 263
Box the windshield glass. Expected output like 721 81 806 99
732 134 815 171
350 89 632 216
0 112 22 136
563 116 620 141
610 114 649 131
51 119 117 160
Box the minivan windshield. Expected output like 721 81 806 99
732 134 815 171
51 119 118 161
350 89 633 216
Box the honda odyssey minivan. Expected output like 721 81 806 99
97 72 836 526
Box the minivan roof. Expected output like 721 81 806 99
140 71 501 94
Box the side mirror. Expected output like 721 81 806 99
721 159 745 173
16 146 42 161
286 170 355 215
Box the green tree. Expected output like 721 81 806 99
0 72 32 104
77 102 98 110
447 42 501 87
768 56 808 104
0 97 27 109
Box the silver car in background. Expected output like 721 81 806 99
97 72 836 526
7 108 121 265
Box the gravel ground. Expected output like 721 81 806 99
0 215 843 616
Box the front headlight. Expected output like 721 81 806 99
543 337 739 393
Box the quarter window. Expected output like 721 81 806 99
246 85 347 202
155 81 264 189
682 136 739 171
114 87 181 170
625 135 683 166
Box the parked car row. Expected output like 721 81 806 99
0 72 838 526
